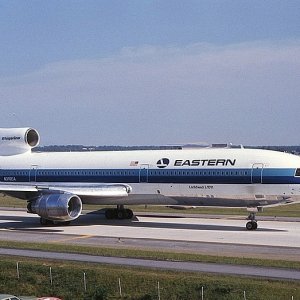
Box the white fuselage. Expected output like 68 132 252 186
1 147 300 208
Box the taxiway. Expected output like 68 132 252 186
0 209 299 260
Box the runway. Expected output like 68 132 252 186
0 209 300 260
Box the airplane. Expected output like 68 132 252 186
0 127 299 230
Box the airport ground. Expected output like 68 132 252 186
0 196 300 299
1 209 300 264
1 255 300 300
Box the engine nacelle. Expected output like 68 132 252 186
0 127 40 156
29 193 82 222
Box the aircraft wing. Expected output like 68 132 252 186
0 183 38 192
0 182 131 198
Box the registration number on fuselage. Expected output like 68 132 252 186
3 176 17 181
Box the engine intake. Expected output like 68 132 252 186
0 127 40 155
29 193 82 222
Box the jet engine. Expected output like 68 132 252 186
0 127 40 155
28 193 82 222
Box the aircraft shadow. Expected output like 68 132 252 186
0 214 286 233
82 210 286 232
72 214 285 232
0 215 64 233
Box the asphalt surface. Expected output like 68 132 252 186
1 209 300 261
1 247 300 281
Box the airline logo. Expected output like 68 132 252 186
174 159 236 167
157 158 236 168
157 158 170 168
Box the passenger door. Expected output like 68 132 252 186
139 164 149 183
251 163 263 183
29 165 38 182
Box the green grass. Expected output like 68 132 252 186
0 240 299 270
1 194 299 217
0 256 299 300
0 195 25 208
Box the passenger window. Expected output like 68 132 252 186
295 169 300 176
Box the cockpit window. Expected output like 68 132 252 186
295 169 300 177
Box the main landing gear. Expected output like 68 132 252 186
105 205 134 220
246 212 258 230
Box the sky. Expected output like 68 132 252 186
0 1 300 146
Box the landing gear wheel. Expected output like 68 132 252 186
246 221 253 230
117 210 125 220
125 209 134 219
105 209 115 219
246 210 258 230
105 208 134 220
252 221 258 230
246 221 258 230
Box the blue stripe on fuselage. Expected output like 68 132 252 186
0 168 299 184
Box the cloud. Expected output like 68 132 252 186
1 40 300 145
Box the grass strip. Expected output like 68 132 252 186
0 240 299 270
0 256 299 300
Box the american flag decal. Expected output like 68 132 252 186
130 161 139 166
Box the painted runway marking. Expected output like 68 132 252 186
51 234 94 243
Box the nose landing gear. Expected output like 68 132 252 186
246 211 258 230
